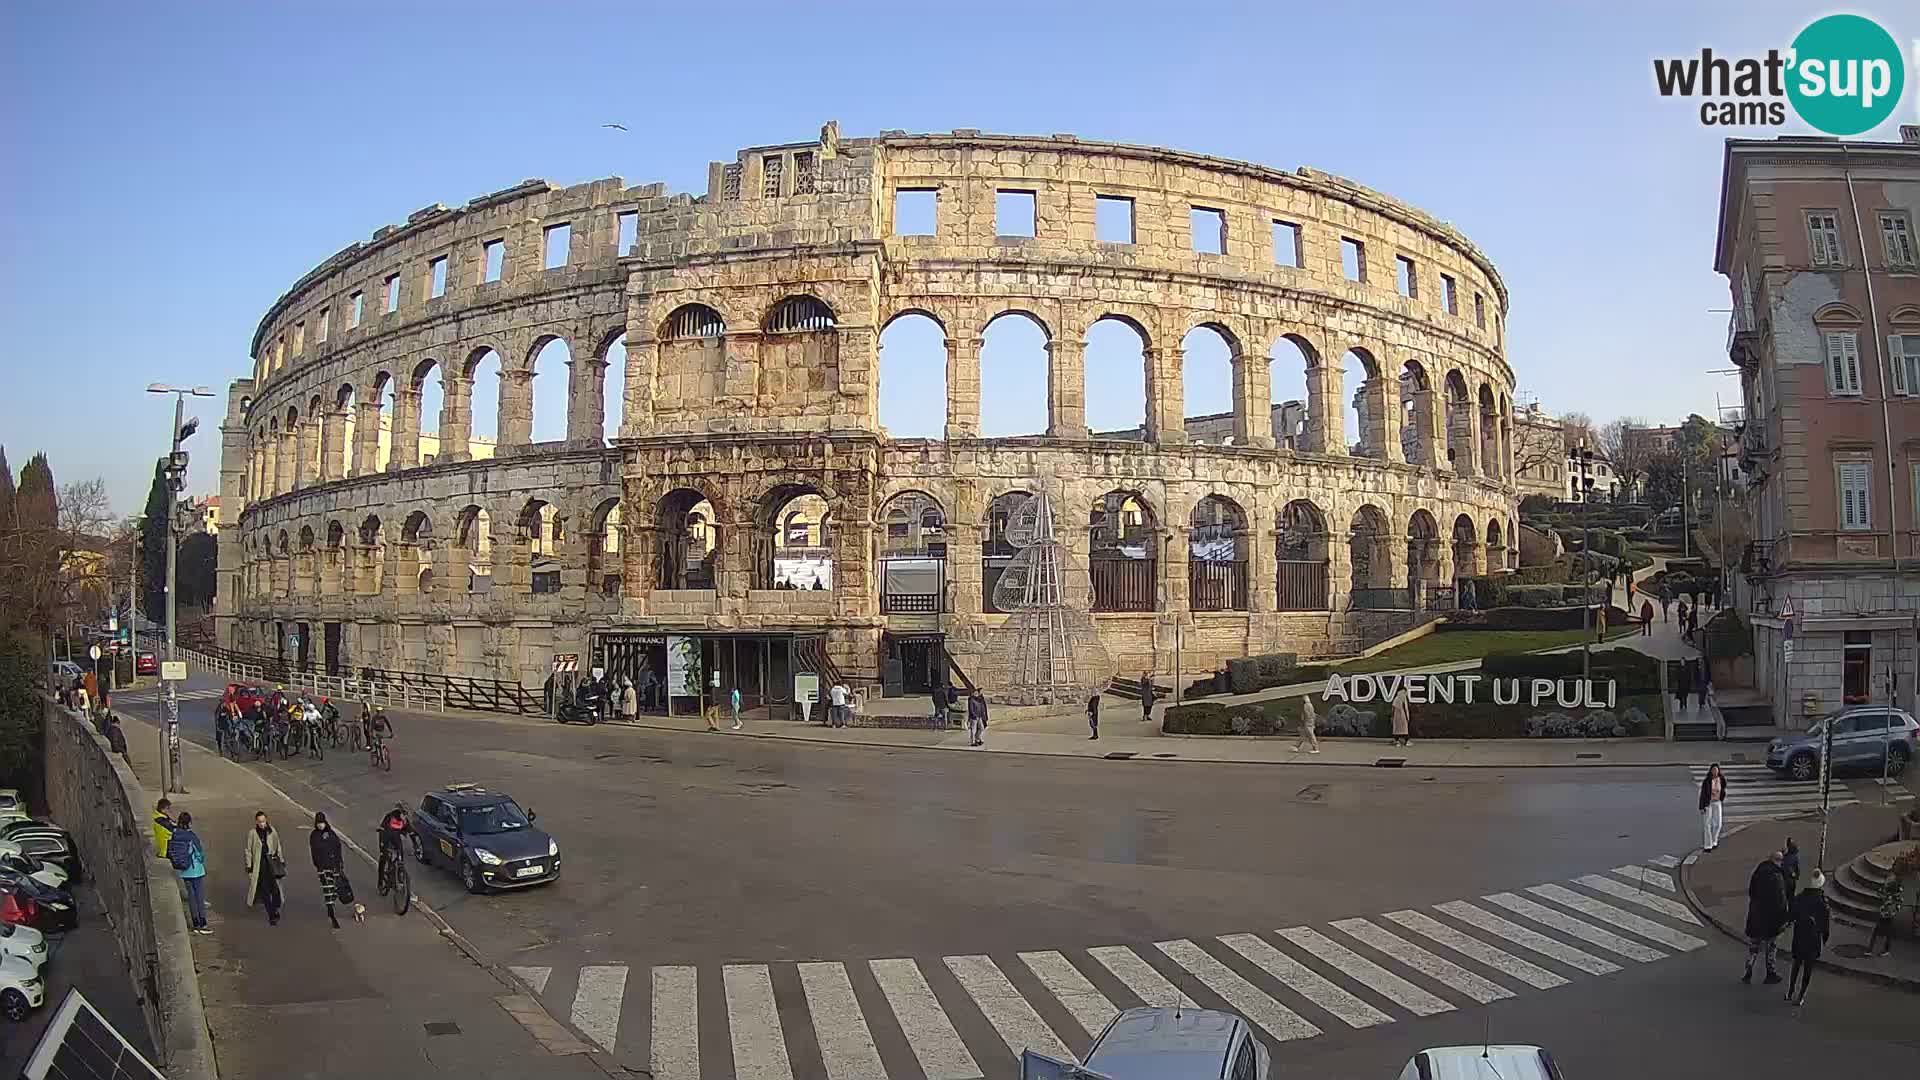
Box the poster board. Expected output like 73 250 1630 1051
667 636 701 698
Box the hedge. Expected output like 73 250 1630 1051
1703 609 1754 659
1163 700 1298 735
1225 652 1300 694
1248 695 1664 738
1442 606 1594 631
1480 646 1662 691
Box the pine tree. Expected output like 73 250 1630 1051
139 458 169 620
0 446 15 532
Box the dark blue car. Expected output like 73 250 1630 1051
410 784 559 894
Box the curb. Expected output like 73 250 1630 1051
1677 839 1920 993
150 718 627 1077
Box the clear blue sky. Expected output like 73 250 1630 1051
4 0 1910 513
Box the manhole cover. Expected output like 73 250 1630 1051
424 1021 462 1037
1373 757 1407 768
1104 752 1137 760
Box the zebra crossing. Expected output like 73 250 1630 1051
1689 763 1865 825
510 856 1707 1078
111 686 226 704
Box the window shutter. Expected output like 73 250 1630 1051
1844 334 1863 395
1893 335 1909 396
1827 333 1849 393
1840 461 1872 530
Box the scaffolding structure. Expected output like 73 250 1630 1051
981 490 1115 704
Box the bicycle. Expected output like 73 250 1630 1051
376 844 411 915
369 737 392 772
305 721 326 761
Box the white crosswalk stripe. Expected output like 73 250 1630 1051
946 954 1075 1063
650 965 699 1080
1381 910 1569 990
1481 892 1667 963
798 963 887 1080
1609 865 1675 892
1087 945 1195 1009
1526 884 1707 952
1689 764 1856 823
1328 918 1513 1005
1275 926 1454 1016
1434 900 1621 976
723 964 795 1080
571 964 628 1053
871 958 981 1080
1156 939 1321 1042
1217 933 1392 1030
1646 854 1682 868
1017 951 1117 1040
516 855 1709 1074
1574 874 1700 924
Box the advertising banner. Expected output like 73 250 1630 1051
667 636 702 698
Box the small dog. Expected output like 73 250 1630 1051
352 902 367 923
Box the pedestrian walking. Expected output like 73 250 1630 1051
1866 875 1902 956
1743 850 1790 985
1677 660 1694 716
153 798 175 858
166 811 210 934
244 810 285 926
1595 605 1608 642
828 681 848 728
1780 837 1801 895
1294 694 1320 754
308 812 357 929
1640 599 1654 636
1139 672 1156 723
619 676 637 724
103 712 130 768
1661 595 1672 622
1390 686 1411 747
966 690 988 747
1086 693 1101 740
930 682 948 726
729 685 743 731
1785 870 1829 1005
1699 763 1727 851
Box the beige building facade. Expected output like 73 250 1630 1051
219 125 1518 701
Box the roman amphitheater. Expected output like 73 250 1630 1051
216 123 1518 709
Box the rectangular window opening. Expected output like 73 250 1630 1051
1395 255 1418 298
1825 331 1863 396
1272 220 1302 267
1441 274 1458 315
543 223 571 270
762 155 784 199
1341 237 1366 282
893 189 936 236
1190 207 1226 255
316 309 329 343
1882 211 1916 268
793 152 816 195
292 321 305 353
1896 333 1920 396
1474 292 1487 329
1096 195 1135 244
617 211 638 255
349 292 364 328
1839 458 1872 531
429 256 448 299
482 239 505 283
1808 211 1844 267
384 273 400 313
997 190 1037 238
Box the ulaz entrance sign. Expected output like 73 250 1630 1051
1322 672 1619 708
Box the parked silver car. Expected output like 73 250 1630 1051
1021 1007 1268 1080
1766 706 1917 781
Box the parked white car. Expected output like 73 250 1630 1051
0 924 47 971
0 842 65 889
1398 1045 1564 1080
0 953 45 1021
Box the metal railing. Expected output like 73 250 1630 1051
881 591 942 614
1091 557 1156 612
1188 560 1249 612
162 640 467 714
1275 560 1330 611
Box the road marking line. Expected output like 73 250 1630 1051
651 966 699 1080
1435 901 1621 975
798 963 886 1080
870 958 981 1080
1154 939 1321 1042
1481 893 1666 963
1017 950 1117 1040
723 964 796 1080
1327 918 1512 1005
1087 945 1196 1009
946 954 1074 1063
1217 933 1391 1029
510 965 552 994
1574 874 1701 924
1275 926 1455 1015
1526 885 1707 952
1382 910 1568 990
1609 866 1675 893
570 964 628 1053
1646 855 1681 868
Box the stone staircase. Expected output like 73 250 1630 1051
1824 840 1918 928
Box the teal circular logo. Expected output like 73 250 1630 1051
1786 14 1904 136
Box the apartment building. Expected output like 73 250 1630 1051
1718 128 1920 727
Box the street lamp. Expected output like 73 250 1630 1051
147 384 215 794
1579 449 1596 680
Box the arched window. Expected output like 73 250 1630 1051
983 491 1041 614
1452 513 1481 583
456 505 494 593
1085 316 1148 437
761 487 832 590
878 313 946 439
519 500 561 594
1407 509 1442 594
1181 324 1239 442
1342 349 1381 456
1188 495 1249 611
764 296 835 334
981 311 1051 437
1348 505 1397 608
1276 500 1330 611
656 489 718 591
1399 360 1433 465
1444 371 1472 476
358 515 382 548
664 304 725 340
1089 491 1157 612
879 491 946 613
589 498 623 597
1269 335 1318 450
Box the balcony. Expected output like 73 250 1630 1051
1741 540 1775 580
1726 313 1764 369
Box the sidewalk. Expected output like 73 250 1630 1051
1679 802 1920 990
116 713 610 1079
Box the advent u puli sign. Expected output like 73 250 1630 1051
1323 673 1619 709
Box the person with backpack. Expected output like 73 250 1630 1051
166 810 210 934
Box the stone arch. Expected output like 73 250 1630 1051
1407 508 1443 592
409 357 446 466
600 330 628 444
1486 517 1505 576
763 295 837 334
588 496 624 596
1443 369 1472 476
1348 504 1394 598
662 303 727 340
1399 359 1436 465
368 370 393 472
1342 347 1384 457
878 312 946 439
655 487 719 591
1451 512 1481 580
463 346 505 446
326 520 345 549
1499 392 1513 484
1181 323 1240 441
275 529 290 557
1089 489 1158 613
1268 333 1320 450
1811 302 1864 328
526 335 571 444
982 489 1054 614
1189 494 1250 611
455 504 494 593
758 483 833 590
298 525 315 551
1084 313 1149 437
358 514 383 547
1276 499 1331 610
980 310 1051 437
878 490 947 614
1478 383 1499 481
402 510 434 545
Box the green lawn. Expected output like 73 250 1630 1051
1328 626 1643 675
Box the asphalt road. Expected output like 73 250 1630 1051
110 675 1918 1078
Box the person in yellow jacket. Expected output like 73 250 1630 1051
152 797 175 858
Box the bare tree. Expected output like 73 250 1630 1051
1560 411 1596 451
1600 417 1651 500
1511 413 1567 484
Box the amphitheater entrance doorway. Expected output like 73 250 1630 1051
324 622 342 676
882 634 944 697
595 633 669 713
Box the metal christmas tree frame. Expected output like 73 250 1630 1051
980 490 1114 705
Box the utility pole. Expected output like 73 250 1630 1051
149 383 214 794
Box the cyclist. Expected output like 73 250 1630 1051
376 802 415 891
366 706 395 765
318 697 341 745
212 699 231 756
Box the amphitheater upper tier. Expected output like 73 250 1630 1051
218 122 1520 697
